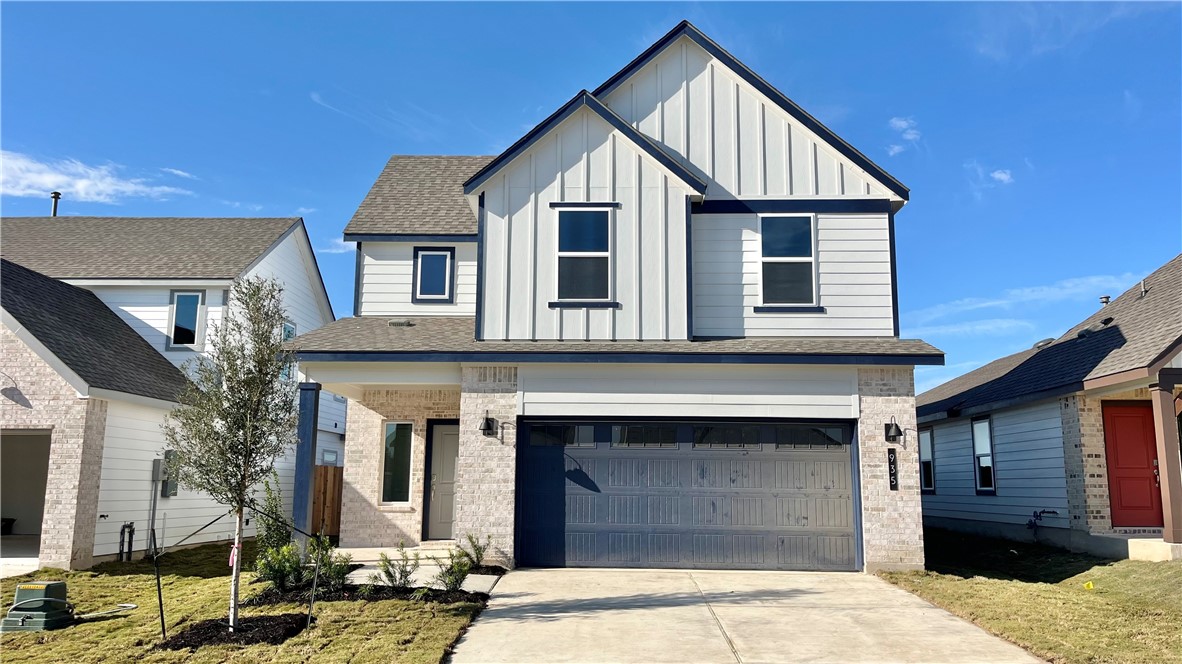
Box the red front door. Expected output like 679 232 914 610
1103 403 1163 527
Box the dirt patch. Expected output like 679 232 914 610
155 613 308 651
244 584 488 606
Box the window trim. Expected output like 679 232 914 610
554 205 614 303
918 427 935 494
166 289 207 351
971 415 996 495
412 246 456 304
380 420 415 505
757 213 818 308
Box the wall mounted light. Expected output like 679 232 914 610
884 417 903 442
479 410 498 437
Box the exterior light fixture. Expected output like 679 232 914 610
480 411 498 437
884 417 903 442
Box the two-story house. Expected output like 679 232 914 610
290 22 943 572
0 216 341 571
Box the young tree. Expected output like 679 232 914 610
163 276 298 631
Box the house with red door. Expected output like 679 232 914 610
916 253 1182 561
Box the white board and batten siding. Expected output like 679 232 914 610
921 400 1070 528
357 242 477 316
692 213 894 337
600 35 899 202
519 365 858 419
479 106 694 341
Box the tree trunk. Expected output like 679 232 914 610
228 507 244 631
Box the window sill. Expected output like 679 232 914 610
975 489 996 496
378 504 416 513
753 305 826 314
548 301 621 309
165 345 204 352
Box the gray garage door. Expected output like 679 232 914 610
515 420 858 571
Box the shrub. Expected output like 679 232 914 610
429 549 471 592
459 533 492 567
373 541 420 590
357 583 375 600
256 543 304 593
307 535 353 593
255 472 291 554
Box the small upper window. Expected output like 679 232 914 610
168 290 205 350
413 247 454 303
280 321 297 380
918 428 935 492
382 422 413 502
557 209 610 300
760 216 815 305
972 418 995 492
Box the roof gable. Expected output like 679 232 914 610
463 91 708 196
594 21 908 201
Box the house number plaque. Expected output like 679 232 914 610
887 448 899 491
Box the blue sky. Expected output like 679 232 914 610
3 2 1180 392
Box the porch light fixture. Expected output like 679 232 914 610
480 411 498 437
884 417 903 442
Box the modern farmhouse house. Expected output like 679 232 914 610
917 254 1181 561
0 216 343 570
290 21 943 572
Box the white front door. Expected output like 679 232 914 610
427 424 459 540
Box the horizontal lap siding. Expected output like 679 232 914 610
692 213 894 337
359 242 477 316
87 286 225 368
922 401 1070 527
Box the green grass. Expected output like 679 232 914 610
881 529 1182 664
0 541 482 663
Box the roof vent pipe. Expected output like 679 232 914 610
1099 295 1110 306
50 191 61 217
1140 280 1149 297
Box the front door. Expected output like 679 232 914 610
426 424 459 540
1103 403 1163 527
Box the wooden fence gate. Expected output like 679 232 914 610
311 465 343 538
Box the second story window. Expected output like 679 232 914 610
413 247 455 304
167 290 205 351
972 417 996 493
280 320 297 380
918 428 935 493
557 209 611 301
759 215 816 306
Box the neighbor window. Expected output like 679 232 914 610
168 290 205 350
760 215 815 305
382 422 413 502
413 247 454 303
280 321 297 380
972 417 995 492
557 209 611 300
918 428 935 492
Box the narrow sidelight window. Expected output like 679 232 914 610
760 215 816 305
918 428 935 492
280 321 297 380
168 290 205 350
971 417 995 492
413 247 455 303
382 422 413 502
556 209 611 300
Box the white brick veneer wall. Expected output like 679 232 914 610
454 366 518 566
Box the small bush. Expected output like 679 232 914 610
374 541 420 590
357 583 375 600
429 549 471 592
256 543 304 593
255 472 291 554
459 533 492 567
308 536 353 593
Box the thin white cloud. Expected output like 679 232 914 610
990 169 1014 184
973 4 1160 63
311 90 450 142
915 360 989 394
886 145 905 157
905 272 1143 326
965 159 1015 199
888 117 914 132
316 238 354 255
220 199 264 212
902 319 1036 338
295 207 318 215
1 150 191 203
1122 89 1143 121
160 167 198 180
886 117 921 156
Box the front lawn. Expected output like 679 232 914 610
881 529 1182 664
0 541 483 663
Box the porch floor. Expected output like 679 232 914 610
1094 533 1182 561
0 535 40 579
338 540 500 593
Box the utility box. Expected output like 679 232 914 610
0 581 74 632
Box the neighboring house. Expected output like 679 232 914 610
290 21 943 573
0 216 342 569
916 254 1181 561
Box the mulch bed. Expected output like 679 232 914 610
155 613 308 651
469 565 507 576
244 584 488 606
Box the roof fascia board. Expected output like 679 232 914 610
238 218 301 279
592 22 909 201
343 233 478 243
294 350 944 366
62 278 235 287
88 388 178 410
1 307 90 398
917 383 1082 422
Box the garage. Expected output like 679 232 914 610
515 420 859 571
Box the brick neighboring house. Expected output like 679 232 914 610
0 217 341 570
289 21 943 573
916 253 1182 561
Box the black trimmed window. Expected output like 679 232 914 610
557 209 611 301
611 424 676 448
280 320 297 380
918 428 935 493
528 424 596 447
167 290 206 350
382 422 413 502
772 423 849 449
412 246 455 304
971 417 995 493
693 424 761 449
760 215 816 305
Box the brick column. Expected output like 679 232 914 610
1150 374 1182 543
455 366 518 566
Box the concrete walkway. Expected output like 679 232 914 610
451 569 1041 664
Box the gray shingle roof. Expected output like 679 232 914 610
2 259 190 403
343 156 494 236
0 217 298 279
290 316 943 363
917 253 1182 418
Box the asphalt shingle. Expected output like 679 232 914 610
343 156 494 236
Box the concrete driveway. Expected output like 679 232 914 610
451 569 1041 664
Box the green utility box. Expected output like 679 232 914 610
0 581 74 632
